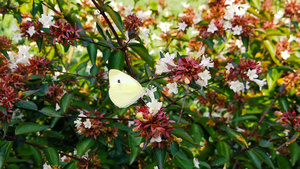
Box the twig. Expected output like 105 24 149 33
177 86 189 123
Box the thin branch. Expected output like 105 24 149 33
177 86 189 123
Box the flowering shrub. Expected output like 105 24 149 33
0 0 300 169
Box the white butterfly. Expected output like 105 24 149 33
108 69 145 108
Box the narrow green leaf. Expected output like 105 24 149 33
273 66 294 72
263 40 281 66
266 68 283 91
90 64 99 76
252 148 275 169
29 146 43 165
76 138 95 157
216 141 230 159
0 141 12 169
75 61 88 72
198 161 211 169
232 115 257 122
87 43 97 65
15 100 38 111
98 40 115 49
211 157 227 166
102 48 111 62
63 161 78 169
37 37 43 52
96 23 107 40
2 121 9 139
23 89 40 98
128 134 142 165
189 124 204 144
15 123 48 135
39 106 61 117
104 6 124 34
44 147 59 166
60 93 73 114
153 147 166 169
289 142 300 166
259 139 273 148
173 155 194 169
172 128 197 146
204 39 214 50
246 150 262 169
128 43 154 69
242 36 249 51
278 97 289 111
277 154 292 169
108 50 125 70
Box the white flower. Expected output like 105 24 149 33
207 20 218 33
128 121 135 127
82 149 90 159
203 112 221 118
166 82 178 94
55 103 60 111
12 33 22 42
200 56 214 69
193 13 202 23
225 0 235 5
43 163 52 169
247 69 258 80
151 34 162 41
225 63 235 71
236 127 245 133
157 22 172 32
83 119 92 129
27 26 35 37
136 10 151 19
39 14 54 28
235 39 243 48
60 155 68 161
145 86 157 101
281 50 290 60
181 2 190 8
155 62 170 75
252 78 266 91
223 21 232 30
193 158 200 168
274 10 284 24
228 80 245 93
224 7 235 20
235 4 250 16
12 111 24 120
196 79 207 88
198 69 211 82
16 45 31 64
78 111 87 118
124 6 133 16
11 22 20 31
92 94 98 100
140 27 150 38
74 119 82 128
150 133 162 143
147 99 162 115
161 52 176 66
154 166 159 169
178 22 187 31
232 25 243 35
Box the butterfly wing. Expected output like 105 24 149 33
108 69 145 108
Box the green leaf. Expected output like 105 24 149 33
277 154 292 169
251 148 275 169
29 146 42 165
128 134 142 165
76 137 95 157
22 89 40 98
90 64 99 76
204 39 214 50
198 161 211 169
15 123 48 135
44 147 59 166
75 61 88 72
128 43 154 69
102 48 111 63
242 36 249 51
60 93 73 114
87 43 97 65
189 124 204 144
153 147 166 169
289 142 300 166
96 23 107 40
211 156 227 166
232 115 257 122
173 154 194 169
2 121 9 139
63 161 78 169
0 141 12 169
273 66 294 72
108 50 125 70
104 6 124 34
259 139 273 148
98 40 115 49
263 40 281 66
15 100 38 111
37 37 43 52
246 150 262 169
266 68 283 91
172 128 197 146
216 141 230 159
39 106 61 117
278 96 289 111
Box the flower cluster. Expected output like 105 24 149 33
277 68 300 96
275 110 300 131
49 19 82 46
224 58 266 93
198 90 226 108
74 110 118 140
123 13 144 33
19 20 43 40
133 106 175 149
0 35 12 50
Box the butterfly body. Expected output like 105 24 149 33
109 69 145 108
